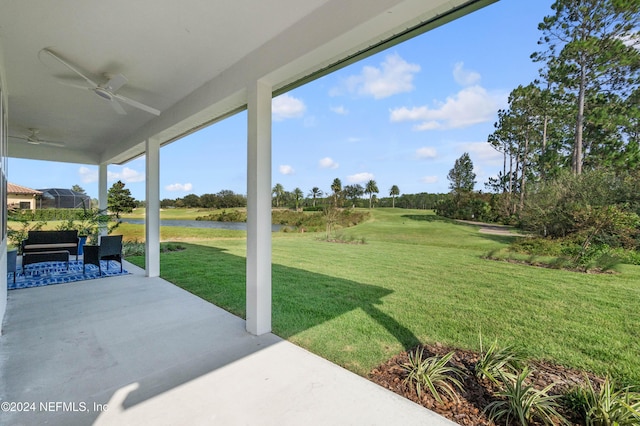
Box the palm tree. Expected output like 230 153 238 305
308 187 323 207
330 178 342 206
389 185 400 208
272 183 284 207
344 184 364 208
293 187 304 210
365 179 379 208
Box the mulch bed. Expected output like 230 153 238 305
368 343 603 425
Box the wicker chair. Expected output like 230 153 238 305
83 235 123 274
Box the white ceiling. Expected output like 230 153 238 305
0 0 495 166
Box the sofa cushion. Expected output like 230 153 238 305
23 243 78 250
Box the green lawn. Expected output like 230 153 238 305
124 208 640 385
115 222 245 241
123 207 224 220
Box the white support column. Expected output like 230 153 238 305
98 163 108 236
246 79 272 336
145 138 161 278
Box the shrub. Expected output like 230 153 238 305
511 236 566 257
608 247 640 265
566 377 640 426
7 219 47 252
507 236 634 270
195 209 247 222
122 240 145 257
435 192 493 222
161 243 186 253
193 209 372 233
485 367 566 426
401 348 466 403
122 241 186 257
520 170 640 249
475 337 524 386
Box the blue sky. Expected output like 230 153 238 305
8 0 555 201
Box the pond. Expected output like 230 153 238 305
120 218 282 232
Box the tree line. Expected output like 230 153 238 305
436 1 640 262
154 182 447 211
160 190 247 209
484 0 639 217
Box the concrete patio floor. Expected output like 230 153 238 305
0 261 455 426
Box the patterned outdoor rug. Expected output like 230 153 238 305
8 260 129 290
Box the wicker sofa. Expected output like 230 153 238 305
21 230 81 267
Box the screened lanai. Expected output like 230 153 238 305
38 188 91 209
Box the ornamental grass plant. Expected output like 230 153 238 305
401 348 465 403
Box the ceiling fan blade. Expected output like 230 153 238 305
40 141 66 148
113 93 161 116
42 48 159 116
58 81 94 91
9 134 65 147
108 98 127 115
36 140 66 147
104 73 128 92
42 48 99 88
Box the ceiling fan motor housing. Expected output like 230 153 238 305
94 87 114 101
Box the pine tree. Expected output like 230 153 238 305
532 0 640 174
447 153 476 194
107 180 136 218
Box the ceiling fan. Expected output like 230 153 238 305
41 48 161 116
10 128 66 147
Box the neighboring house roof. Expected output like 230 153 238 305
7 183 42 195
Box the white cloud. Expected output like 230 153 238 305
79 166 98 183
416 147 437 159
330 105 349 115
347 172 374 184
279 165 295 175
390 85 501 130
319 157 339 169
337 53 420 99
620 33 639 49
108 167 145 183
79 165 145 184
165 183 193 192
347 137 363 143
457 142 503 166
272 94 306 121
420 176 438 184
453 62 481 86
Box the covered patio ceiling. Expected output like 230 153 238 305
1 0 495 167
